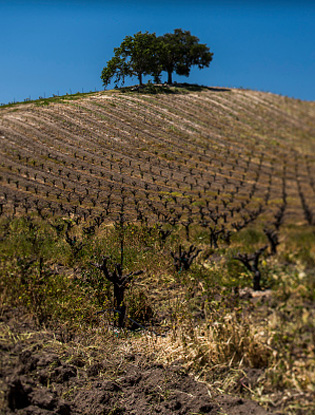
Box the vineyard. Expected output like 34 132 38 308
0 85 314 226
0 84 315 414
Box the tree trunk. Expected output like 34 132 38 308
114 284 126 327
209 229 219 249
153 73 161 84
167 71 173 84
138 73 143 86
185 225 190 241
253 270 262 291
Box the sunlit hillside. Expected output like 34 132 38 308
0 85 314 226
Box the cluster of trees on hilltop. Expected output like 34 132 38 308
101 29 213 88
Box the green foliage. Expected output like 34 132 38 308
101 31 158 87
233 227 266 247
101 55 129 88
281 226 315 269
1 256 97 326
0 216 58 260
158 29 213 84
101 29 213 87
80 262 111 308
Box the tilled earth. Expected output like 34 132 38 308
0 308 272 415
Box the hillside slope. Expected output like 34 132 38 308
1 86 315 414
0 86 314 227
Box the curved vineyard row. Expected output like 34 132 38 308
0 86 314 235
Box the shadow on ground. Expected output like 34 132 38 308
119 83 231 95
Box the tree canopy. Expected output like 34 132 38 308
101 29 213 88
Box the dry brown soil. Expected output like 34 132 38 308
0 308 272 415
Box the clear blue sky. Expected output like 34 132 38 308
1 0 314 104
